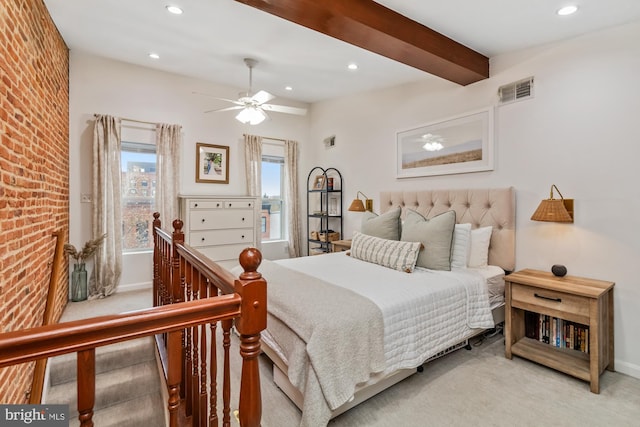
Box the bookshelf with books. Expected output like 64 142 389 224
505 269 614 394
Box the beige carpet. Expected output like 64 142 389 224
63 290 640 427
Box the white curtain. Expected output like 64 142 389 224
284 140 301 257
91 115 123 298
156 123 182 228
244 134 263 250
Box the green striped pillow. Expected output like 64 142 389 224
350 231 422 273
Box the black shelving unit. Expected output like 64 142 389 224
307 167 343 255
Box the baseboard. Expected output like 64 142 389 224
614 359 640 380
117 281 152 293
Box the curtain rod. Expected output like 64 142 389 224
94 114 157 126
244 133 287 143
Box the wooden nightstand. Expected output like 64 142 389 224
504 269 614 393
331 239 352 252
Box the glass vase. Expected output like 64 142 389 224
71 263 88 302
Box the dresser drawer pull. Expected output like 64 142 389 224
241 235 245 239
534 293 562 302
194 203 198 207
201 237 205 242
201 218 205 223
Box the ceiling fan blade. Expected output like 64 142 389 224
204 106 244 114
193 91 244 106
251 90 275 105
261 103 308 116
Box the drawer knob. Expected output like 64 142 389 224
201 237 205 242
194 203 198 207
217 203 220 207
229 203 232 207
241 217 245 222
201 219 205 223
534 293 562 303
241 235 245 239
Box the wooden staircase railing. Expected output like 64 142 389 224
152 213 266 427
0 218 266 427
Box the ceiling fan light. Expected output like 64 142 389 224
235 107 266 125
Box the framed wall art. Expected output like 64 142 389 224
196 143 229 184
396 108 494 178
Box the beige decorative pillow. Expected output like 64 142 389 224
361 206 402 240
350 231 421 273
400 209 456 271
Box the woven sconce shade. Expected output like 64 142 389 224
348 191 373 212
531 185 574 223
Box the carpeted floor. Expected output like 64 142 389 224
64 289 640 427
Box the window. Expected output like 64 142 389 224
121 141 156 252
262 152 285 241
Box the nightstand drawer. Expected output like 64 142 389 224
511 283 589 320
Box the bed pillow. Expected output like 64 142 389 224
400 209 456 271
361 206 402 240
350 231 421 273
451 223 472 269
468 226 493 268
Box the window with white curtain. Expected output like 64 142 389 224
120 140 156 252
261 146 286 241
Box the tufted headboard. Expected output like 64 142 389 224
379 187 516 272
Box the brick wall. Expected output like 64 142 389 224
0 0 69 403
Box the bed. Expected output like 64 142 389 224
253 187 515 426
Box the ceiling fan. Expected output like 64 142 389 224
197 58 307 125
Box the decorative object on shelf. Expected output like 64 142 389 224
531 184 574 223
64 233 107 302
327 177 334 190
348 191 373 212
551 264 567 277
312 175 326 190
196 143 230 184
396 107 494 178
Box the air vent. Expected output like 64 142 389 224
498 77 534 104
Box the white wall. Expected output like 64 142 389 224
69 52 309 289
305 21 640 378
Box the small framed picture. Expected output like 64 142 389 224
312 175 325 190
196 143 229 184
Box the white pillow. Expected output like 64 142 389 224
451 223 472 269
350 231 422 273
468 226 493 268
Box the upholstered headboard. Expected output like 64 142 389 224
379 187 516 272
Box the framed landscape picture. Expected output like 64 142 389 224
396 108 494 178
196 143 229 184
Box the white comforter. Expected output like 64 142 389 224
274 252 495 375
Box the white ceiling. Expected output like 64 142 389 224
44 0 640 104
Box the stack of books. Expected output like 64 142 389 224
524 311 589 353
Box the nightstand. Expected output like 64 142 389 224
331 239 352 252
504 269 614 393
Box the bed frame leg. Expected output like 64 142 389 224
465 343 472 350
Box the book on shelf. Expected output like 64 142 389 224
523 311 589 353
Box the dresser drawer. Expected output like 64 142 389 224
511 283 589 319
190 228 254 247
189 210 254 231
224 200 255 209
189 200 224 209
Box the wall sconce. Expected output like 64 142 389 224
531 184 574 223
348 191 373 212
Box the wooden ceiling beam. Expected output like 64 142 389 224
234 0 489 86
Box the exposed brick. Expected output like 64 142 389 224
0 0 69 403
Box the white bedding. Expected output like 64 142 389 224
272 252 495 374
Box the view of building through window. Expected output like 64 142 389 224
262 157 285 241
121 141 156 252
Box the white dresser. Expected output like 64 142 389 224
179 195 258 268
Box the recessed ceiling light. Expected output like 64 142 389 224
166 5 183 15
285 86 293 91
348 63 358 70
557 5 578 16
149 53 160 59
